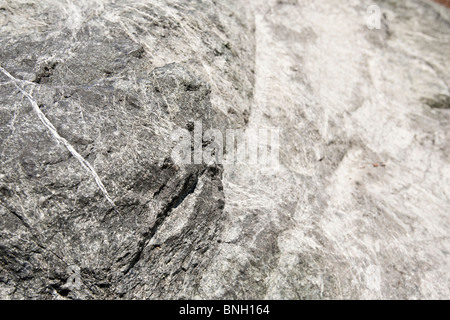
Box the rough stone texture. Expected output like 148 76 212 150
0 0 449 299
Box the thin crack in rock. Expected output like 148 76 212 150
123 169 202 275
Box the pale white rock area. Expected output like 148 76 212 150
199 0 450 299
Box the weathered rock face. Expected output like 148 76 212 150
0 0 449 299
0 0 254 299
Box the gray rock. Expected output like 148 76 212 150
0 0 449 299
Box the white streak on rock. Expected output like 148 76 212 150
0 66 115 206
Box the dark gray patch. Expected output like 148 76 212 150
422 94 450 109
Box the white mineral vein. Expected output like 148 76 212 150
0 65 115 206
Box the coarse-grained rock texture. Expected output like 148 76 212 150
0 0 449 299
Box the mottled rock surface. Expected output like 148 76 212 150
0 0 449 299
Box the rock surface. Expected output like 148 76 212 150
0 0 449 299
